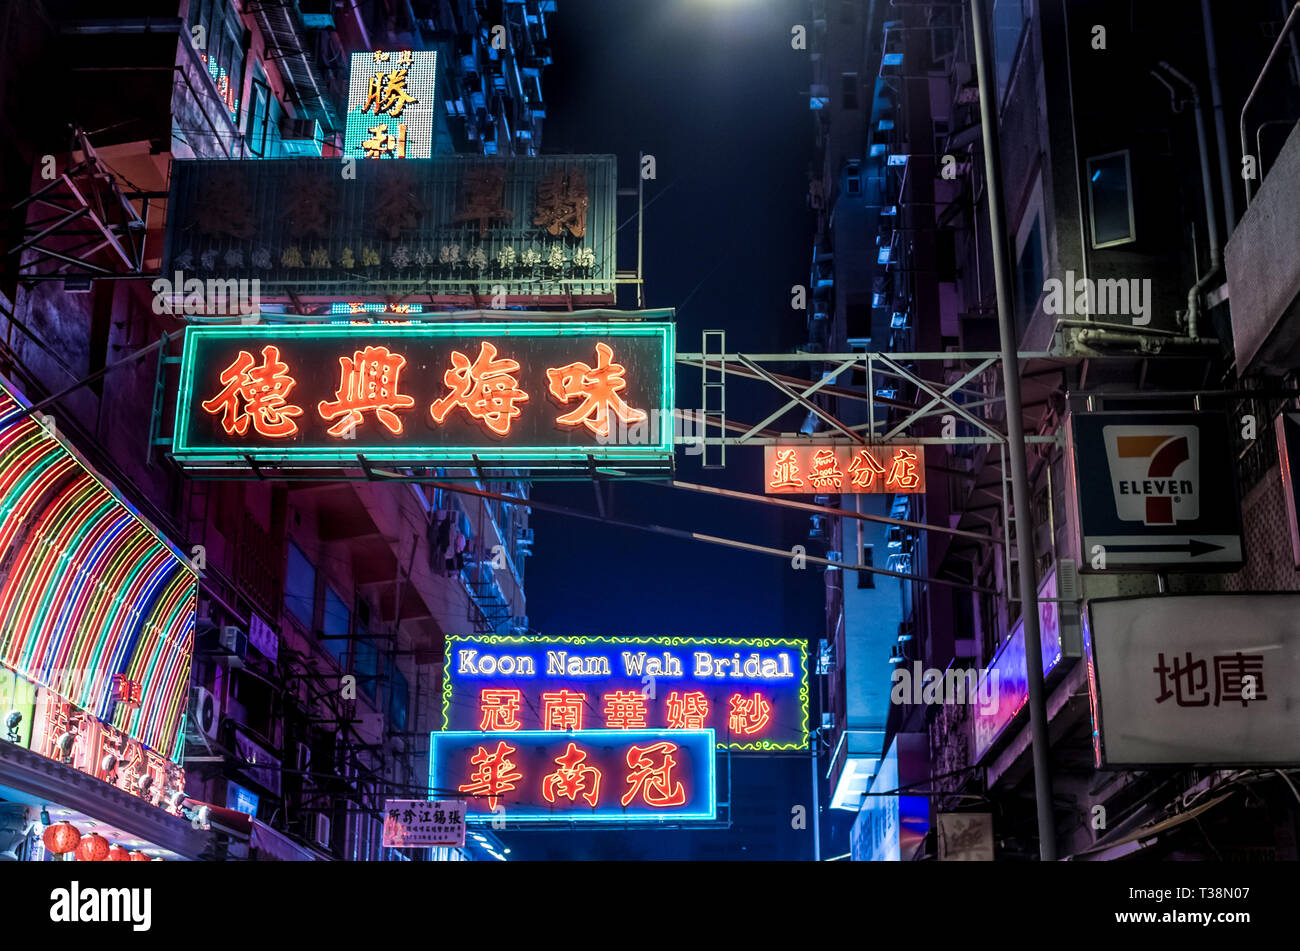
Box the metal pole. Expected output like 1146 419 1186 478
1202 0 1238 228
811 739 821 861
969 0 1056 861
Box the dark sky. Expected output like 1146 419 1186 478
513 0 829 859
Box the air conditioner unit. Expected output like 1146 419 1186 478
193 687 221 740
297 742 314 790
218 626 248 669
314 813 331 849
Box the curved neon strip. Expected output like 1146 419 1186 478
0 391 196 762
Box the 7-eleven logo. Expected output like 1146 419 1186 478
1102 425 1199 526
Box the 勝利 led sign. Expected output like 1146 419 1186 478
429 729 716 822
345 49 437 160
171 322 674 466
441 635 809 750
763 443 926 495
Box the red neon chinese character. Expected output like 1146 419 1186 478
478 688 523 731
317 345 416 436
541 741 602 808
847 449 887 489
457 740 523 812
112 675 142 708
621 741 687 807
769 449 804 490
727 691 773 736
201 345 303 438
886 448 922 490
541 690 587 731
602 690 649 729
808 448 844 490
430 341 529 436
545 342 648 438
665 690 710 729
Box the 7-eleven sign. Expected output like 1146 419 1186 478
1103 425 1199 526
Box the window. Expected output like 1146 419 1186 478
1086 150 1136 247
355 638 379 699
842 73 859 110
285 542 316 628
189 0 246 124
857 543 875 589
991 0 1027 104
322 587 350 666
1015 214 1044 337
247 70 271 156
389 666 409 733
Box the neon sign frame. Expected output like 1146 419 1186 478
441 635 810 751
428 729 717 823
171 322 675 466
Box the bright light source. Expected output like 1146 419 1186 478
887 154 909 167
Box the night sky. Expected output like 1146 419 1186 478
515 0 829 859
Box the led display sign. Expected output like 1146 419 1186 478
763 443 926 495
441 635 809 750
344 50 437 160
172 322 674 466
429 729 716 822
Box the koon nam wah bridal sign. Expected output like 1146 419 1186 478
171 322 673 467
442 635 809 750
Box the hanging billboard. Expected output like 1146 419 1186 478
1067 411 1244 569
162 155 618 306
429 729 716 822
763 444 926 495
1084 594 1300 767
441 635 809 750
382 799 467 847
171 322 674 467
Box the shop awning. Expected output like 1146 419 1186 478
0 740 210 860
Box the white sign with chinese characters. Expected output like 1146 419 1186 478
382 799 466 849
1084 595 1300 766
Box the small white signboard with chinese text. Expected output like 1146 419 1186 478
1084 595 1300 766
382 799 466 849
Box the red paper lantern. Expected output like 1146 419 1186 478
107 845 131 861
42 821 81 855
74 833 110 862
129 851 151 862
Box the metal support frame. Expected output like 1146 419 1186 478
7 127 148 279
676 342 1058 450
702 329 727 467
